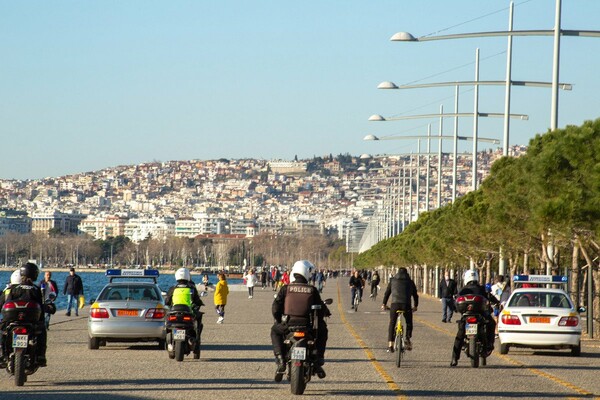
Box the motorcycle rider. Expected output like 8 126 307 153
270 260 331 382
450 269 499 367
0 263 55 368
164 268 204 340
381 267 419 352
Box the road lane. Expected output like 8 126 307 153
1 276 599 400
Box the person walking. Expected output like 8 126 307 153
244 269 257 299
63 267 83 317
213 272 229 324
438 271 458 323
39 271 59 329
260 269 268 289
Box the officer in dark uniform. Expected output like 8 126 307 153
450 269 500 367
165 267 204 337
0 263 55 367
270 260 331 381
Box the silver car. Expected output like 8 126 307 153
88 270 166 349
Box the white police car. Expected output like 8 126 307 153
498 275 585 356
88 269 166 350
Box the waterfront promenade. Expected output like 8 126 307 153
2 277 600 399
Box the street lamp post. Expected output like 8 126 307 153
391 0 600 133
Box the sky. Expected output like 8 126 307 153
1 0 599 180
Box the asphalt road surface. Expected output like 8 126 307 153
2 277 600 399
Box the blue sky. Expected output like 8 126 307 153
1 0 599 180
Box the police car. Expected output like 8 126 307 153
87 269 166 350
498 275 585 356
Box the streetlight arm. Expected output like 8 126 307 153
391 29 600 42
370 112 528 121
378 80 572 90
366 134 499 144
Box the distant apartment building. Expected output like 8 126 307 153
31 210 86 235
124 217 176 243
229 218 257 236
0 209 31 236
175 214 227 238
79 215 128 240
268 160 307 174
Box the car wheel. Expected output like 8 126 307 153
89 337 100 350
500 343 509 355
571 343 581 356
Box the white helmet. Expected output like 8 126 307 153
290 260 315 283
175 268 191 282
10 269 21 285
463 269 479 286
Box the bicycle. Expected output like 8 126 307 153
370 285 378 301
353 289 360 312
393 310 406 367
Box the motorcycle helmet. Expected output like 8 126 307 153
175 267 191 282
10 269 22 285
20 262 39 282
463 269 479 286
290 260 315 283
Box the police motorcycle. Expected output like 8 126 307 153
283 298 333 395
1 292 56 386
165 305 202 361
455 293 489 368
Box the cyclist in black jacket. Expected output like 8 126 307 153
381 267 418 352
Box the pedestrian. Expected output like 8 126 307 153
214 272 229 324
438 271 458 323
39 271 59 329
271 267 281 291
260 269 268 289
244 269 257 299
201 273 211 296
63 267 84 317
281 270 290 286
316 269 325 293
490 275 507 335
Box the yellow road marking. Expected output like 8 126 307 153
336 283 407 400
414 315 596 398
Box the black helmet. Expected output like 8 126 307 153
20 262 39 281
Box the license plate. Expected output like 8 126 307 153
173 329 186 341
529 316 550 323
117 309 139 317
291 347 306 360
12 333 28 348
465 323 478 336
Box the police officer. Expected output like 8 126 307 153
0 263 54 367
270 260 331 381
450 269 499 367
165 268 204 338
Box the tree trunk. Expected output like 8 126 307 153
571 242 581 306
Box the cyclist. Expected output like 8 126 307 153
349 270 364 309
450 269 499 367
381 267 418 352
370 270 380 299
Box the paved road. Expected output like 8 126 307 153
2 277 600 399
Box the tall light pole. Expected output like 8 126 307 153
391 0 600 133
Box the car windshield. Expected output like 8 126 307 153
99 285 161 302
508 291 571 308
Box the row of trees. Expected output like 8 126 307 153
355 119 600 335
0 231 347 271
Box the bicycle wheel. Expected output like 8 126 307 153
395 332 403 367
354 293 359 312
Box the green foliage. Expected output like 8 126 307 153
356 119 600 269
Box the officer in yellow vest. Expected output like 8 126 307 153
165 268 204 336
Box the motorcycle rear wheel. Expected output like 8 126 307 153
175 341 185 362
193 336 201 360
290 363 306 395
14 349 26 387
469 339 479 368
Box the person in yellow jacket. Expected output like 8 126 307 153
214 272 229 324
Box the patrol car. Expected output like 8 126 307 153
88 269 166 349
498 275 585 356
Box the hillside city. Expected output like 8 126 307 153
0 146 526 253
